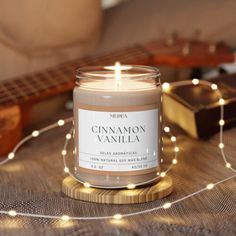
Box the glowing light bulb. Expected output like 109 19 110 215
218 143 224 149
113 214 122 220
73 148 76 155
61 150 67 156
211 84 218 90
64 167 69 173
8 152 15 160
58 120 65 126
219 120 225 126
127 184 136 189
171 136 176 142
174 147 179 152
61 215 70 221
163 202 172 209
219 98 225 105
226 163 231 168
162 82 170 92
172 159 178 164
84 182 91 188
192 78 199 85
164 126 170 133
206 183 214 190
8 210 17 216
160 172 166 177
32 130 39 137
66 134 72 140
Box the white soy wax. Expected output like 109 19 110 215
73 63 162 188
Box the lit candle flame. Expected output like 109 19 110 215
115 62 121 81
114 62 121 89
104 62 132 90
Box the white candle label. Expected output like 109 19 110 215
78 108 158 173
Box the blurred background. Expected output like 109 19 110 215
1 0 236 80
0 0 236 125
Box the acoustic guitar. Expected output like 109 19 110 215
0 38 234 155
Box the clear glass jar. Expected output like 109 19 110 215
73 65 162 188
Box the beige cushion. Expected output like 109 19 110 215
0 0 102 80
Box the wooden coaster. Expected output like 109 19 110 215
62 176 173 204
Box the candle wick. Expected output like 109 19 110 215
115 62 121 90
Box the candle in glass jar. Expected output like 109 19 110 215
73 63 162 188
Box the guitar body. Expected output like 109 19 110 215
0 105 22 156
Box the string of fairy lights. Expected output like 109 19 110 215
61 124 178 190
0 79 235 222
